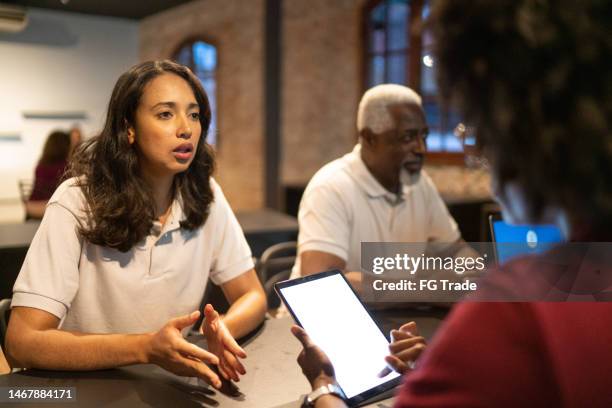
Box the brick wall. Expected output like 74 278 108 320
140 0 491 209
281 0 367 186
140 0 265 210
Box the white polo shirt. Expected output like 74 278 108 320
12 177 254 334
292 144 460 277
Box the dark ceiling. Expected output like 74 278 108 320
3 0 194 20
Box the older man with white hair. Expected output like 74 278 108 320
292 84 471 290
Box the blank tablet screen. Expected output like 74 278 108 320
277 272 401 399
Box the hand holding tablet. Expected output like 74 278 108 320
277 270 420 406
291 325 337 388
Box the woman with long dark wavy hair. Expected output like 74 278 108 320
6 60 267 388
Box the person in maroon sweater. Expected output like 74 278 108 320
26 130 71 219
291 0 612 406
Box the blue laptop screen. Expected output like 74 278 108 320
492 220 564 264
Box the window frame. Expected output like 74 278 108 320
361 0 465 165
172 36 220 149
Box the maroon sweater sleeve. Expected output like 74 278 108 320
393 302 559 408
29 161 67 201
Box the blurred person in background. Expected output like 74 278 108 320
292 84 475 292
69 125 83 156
25 130 71 219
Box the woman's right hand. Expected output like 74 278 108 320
146 311 222 389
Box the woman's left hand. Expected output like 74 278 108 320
201 304 247 382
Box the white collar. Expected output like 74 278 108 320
345 144 416 205
152 193 186 237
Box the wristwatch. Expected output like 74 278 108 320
302 383 346 407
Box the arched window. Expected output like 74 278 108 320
174 40 218 146
364 0 463 161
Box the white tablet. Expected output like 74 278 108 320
275 269 402 407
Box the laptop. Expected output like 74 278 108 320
275 270 402 407
489 213 564 264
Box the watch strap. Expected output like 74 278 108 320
303 383 345 407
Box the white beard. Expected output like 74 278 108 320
401 168 421 186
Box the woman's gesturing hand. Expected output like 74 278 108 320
147 311 222 389
202 304 248 382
